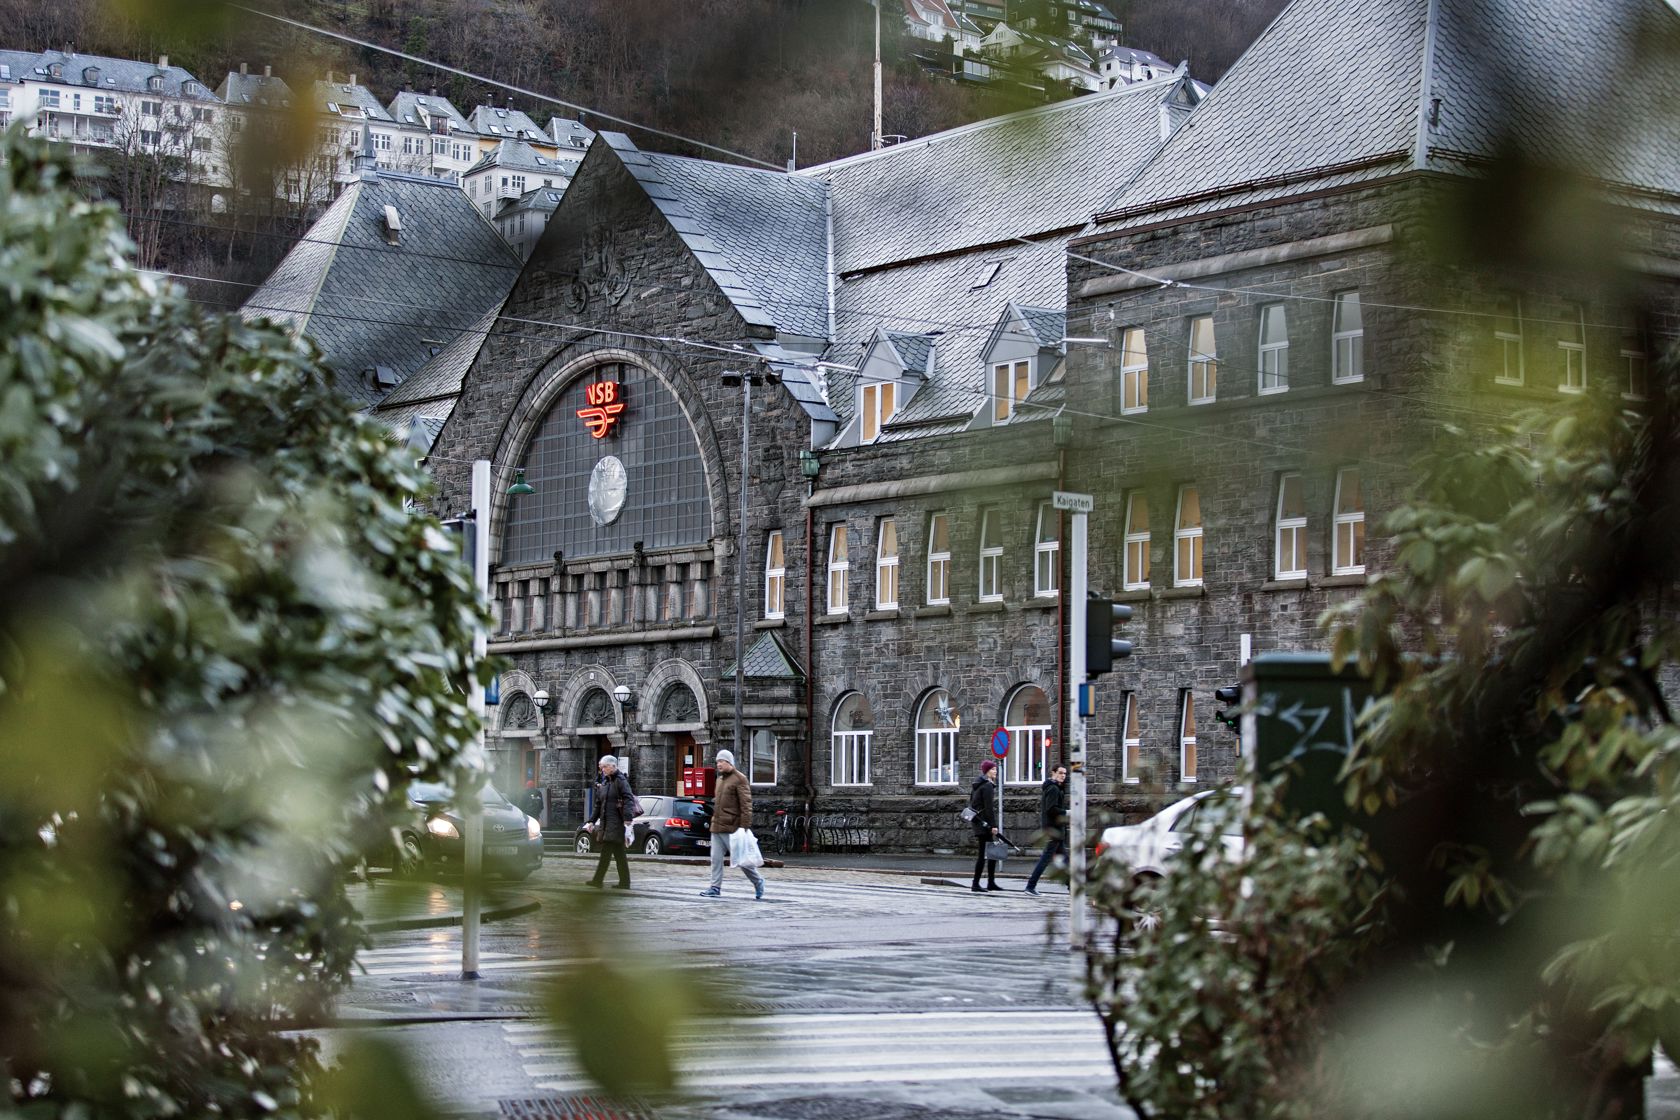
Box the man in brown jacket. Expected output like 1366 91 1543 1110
702 749 765 900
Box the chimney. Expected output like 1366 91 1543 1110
240 62 248 75
263 64 271 77
350 72 358 86
158 54 168 69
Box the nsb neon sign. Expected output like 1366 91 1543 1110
576 380 627 439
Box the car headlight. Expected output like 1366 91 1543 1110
426 817 460 839
525 815 541 840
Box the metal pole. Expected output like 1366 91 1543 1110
734 372 750 757
1068 510 1089 950
871 0 883 150
462 458 490 981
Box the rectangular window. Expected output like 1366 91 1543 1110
748 728 778 786
978 509 1003 602
139 129 160 147
1332 290 1364 383
191 136 210 152
1033 503 1059 597
1623 331 1650 401
926 513 951 605
991 360 1030 423
1275 473 1306 579
1123 491 1150 590
860 380 896 443
831 730 871 786
1179 691 1198 782
191 106 213 124
433 136 447 155
373 131 391 151
876 519 899 609
38 89 59 109
763 531 785 619
1122 692 1141 784
1120 327 1148 414
1258 304 1289 393
93 94 118 114
1188 315 1217 404
1333 468 1365 575
1494 294 1524 385
510 173 525 192
139 99 161 116
1558 301 1586 392
1174 485 1203 587
826 524 849 614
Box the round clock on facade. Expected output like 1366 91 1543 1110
588 455 628 527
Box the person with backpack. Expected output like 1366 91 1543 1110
585 755 636 890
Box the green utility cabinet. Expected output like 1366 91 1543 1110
1241 651 1375 824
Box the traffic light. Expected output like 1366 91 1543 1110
1085 597 1134 678
1214 684 1241 732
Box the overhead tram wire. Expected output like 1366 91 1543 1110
228 3 783 171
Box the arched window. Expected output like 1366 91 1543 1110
831 692 873 786
577 687 615 730
1002 684 1051 785
656 683 701 726
914 689 961 786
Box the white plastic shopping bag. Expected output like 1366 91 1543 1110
728 829 765 870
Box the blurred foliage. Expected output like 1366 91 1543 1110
0 124 486 1116
1082 784 1389 1120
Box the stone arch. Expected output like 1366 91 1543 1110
486 343 732 565
492 667 546 735
641 657 709 734
552 663 626 735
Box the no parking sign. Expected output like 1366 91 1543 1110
991 727 1010 759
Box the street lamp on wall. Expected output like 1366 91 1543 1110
533 689 549 711
612 683 637 720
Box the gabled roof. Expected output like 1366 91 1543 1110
547 116 595 148
20 50 218 100
371 301 507 425
388 91 472 134
1095 0 1680 230
468 104 548 143
463 139 579 178
216 70 294 108
242 172 521 409
884 331 936 376
495 184 567 218
600 133 831 338
311 79 394 122
801 75 1189 275
722 632 804 681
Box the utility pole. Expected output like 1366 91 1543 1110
461 458 490 981
872 0 883 151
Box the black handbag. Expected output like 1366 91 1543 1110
984 839 1012 861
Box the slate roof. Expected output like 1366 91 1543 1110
469 104 548 143
801 76 1186 275
722 632 804 681
18 49 218 100
1095 0 1680 230
0 50 40 81
464 139 579 178
496 185 566 219
371 301 507 425
547 116 595 149
602 133 831 339
241 172 521 409
388 91 472 134
216 70 294 108
311 79 394 122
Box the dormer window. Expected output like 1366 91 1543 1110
147 75 163 91
990 359 1031 423
860 379 896 443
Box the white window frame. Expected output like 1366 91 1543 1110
1332 468 1366 576
1123 491 1150 591
1495 294 1524 386
1033 503 1059 598
748 728 779 786
875 519 900 610
831 693 873 786
978 509 1003 603
1179 690 1198 783
1173 485 1203 588
826 523 849 615
926 513 951 606
914 689 961 786
1558 302 1586 393
1331 290 1364 384
1120 327 1148 414
1002 685 1051 786
861 380 896 443
372 130 391 151
1188 315 1217 405
991 359 1031 424
1623 345 1650 402
1275 473 1307 580
1122 691 1142 785
1258 304 1289 394
763 531 785 620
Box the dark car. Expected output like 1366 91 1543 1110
574 795 712 856
395 780 544 881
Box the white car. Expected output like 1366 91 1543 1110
1094 786 1247 882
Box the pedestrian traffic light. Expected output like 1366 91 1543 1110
1214 684 1241 732
1085 597 1134 678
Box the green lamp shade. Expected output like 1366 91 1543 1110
507 468 535 497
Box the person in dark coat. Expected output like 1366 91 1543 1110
586 755 635 889
1024 764 1069 895
969 759 1003 893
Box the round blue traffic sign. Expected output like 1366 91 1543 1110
991 727 1010 759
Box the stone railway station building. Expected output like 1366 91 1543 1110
254 0 1680 846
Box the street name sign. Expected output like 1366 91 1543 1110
1052 490 1094 513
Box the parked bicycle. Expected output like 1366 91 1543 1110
769 809 792 855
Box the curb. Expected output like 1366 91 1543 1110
364 895 541 933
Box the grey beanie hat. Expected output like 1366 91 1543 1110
715 749 735 766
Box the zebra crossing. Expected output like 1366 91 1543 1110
356 943 585 977
504 1009 1115 1093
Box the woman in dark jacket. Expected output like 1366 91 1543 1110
586 755 636 889
969 759 1002 893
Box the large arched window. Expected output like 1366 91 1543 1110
576 687 616 731
914 689 961 786
1002 684 1051 785
501 362 711 566
831 692 873 787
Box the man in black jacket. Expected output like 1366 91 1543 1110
1024 764 1069 895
